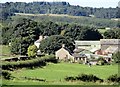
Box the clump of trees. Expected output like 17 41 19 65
39 35 75 54
63 25 103 40
2 17 108 55
8 18 40 55
104 28 120 39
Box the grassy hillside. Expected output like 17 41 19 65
0 45 11 58
3 63 118 85
12 13 117 28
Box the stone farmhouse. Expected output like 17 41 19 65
55 44 74 62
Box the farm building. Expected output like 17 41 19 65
75 40 100 51
34 35 48 48
100 39 120 53
55 44 74 61
75 39 120 54
72 53 87 63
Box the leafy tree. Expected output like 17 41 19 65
112 51 120 63
64 25 103 40
27 45 38 58
104 28 120 39
10 37 21 55
39 35 75 54
10 18 40 55
38 21 61 36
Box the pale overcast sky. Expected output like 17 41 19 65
0 0 119 8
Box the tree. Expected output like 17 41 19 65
27 45 38 58
64 25 103 40
39 35 75 54
112 51 120 63
10 18 40 55
104 28 120 39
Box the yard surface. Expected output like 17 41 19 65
2 62 118 85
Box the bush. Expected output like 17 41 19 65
107 74 120 83
2 70 12 79
65 74 103 82
76 74 103 82
64 76 76 81
27 45 38 58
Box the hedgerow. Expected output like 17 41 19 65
2 54 56 70
107 74 120 83
65 74 103 82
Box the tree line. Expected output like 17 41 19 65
1 18 120 55
0 2 119 20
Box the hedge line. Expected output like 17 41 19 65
65 74 120 83
107 74 120 83
2 54 56 70
65 74 103 82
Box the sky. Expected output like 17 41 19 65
0 0 120 8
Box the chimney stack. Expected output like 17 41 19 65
62 44 65 48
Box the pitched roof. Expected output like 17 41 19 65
105 46 118 53
72 53 87 58
75 41 100 45
100 39 120 45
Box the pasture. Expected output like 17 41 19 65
0 45 11 58
3 62 118 85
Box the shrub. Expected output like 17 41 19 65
64 76 76 81
27 45 38 58
76 74 103 82
107 74 120 83
65 74 103 82
2 70 12 79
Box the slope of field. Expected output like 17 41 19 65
3 63 118 85
0 45 11 58
12 13 117 28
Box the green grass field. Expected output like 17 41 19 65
98 29 107 34
3 63 118 85
0 45 11 58
1 45 10 55
0 45 20 58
